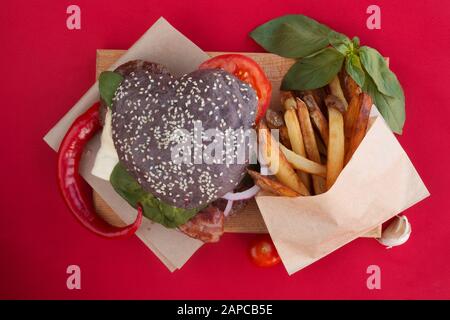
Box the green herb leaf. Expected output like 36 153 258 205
352 36 360 47
359 46 405 133
110 163 199 228
363 73 405 134
328 30 351 55
249 14 333 58
281 47 345 90
99 71 123 108
359 46 404 99
345 54 365 87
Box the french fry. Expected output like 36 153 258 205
265 109 292 149
320 153 327 166
324 94 346 114
329 76 348 110
344 94 362 149
265 109 285 129
298 88 327 115
303 94 329 146
279 125 292 149
247 170 300 197
284 108 311 191
296 98 326 194
315 130 327 157
324 95 345 190
345 93 373 164
342 70 362 102
258 120 310 196
279 144 327 177
281 91 297 110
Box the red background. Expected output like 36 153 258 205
1 0 449 299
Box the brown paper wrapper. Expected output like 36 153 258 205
256 116 429 275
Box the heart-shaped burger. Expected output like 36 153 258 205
111 60 258 210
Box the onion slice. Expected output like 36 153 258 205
222 185 261 201
223 200 234 217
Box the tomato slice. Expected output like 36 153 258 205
199 54 272 124
249 235 281 267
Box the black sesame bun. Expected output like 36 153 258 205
111 60 258 210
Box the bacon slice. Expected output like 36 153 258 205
178 206 224 243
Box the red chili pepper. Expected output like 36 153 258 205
57 102 142 238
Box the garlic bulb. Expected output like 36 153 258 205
377 215 412 248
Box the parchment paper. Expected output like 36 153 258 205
43 17 210 271
256 116 430 275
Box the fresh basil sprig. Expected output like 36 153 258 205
250 14 406 134
99 71 123 108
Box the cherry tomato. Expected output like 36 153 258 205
199 54 272 123
249 235 281 267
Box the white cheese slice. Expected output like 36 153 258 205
91 109 119 180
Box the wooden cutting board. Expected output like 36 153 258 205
93 49 382 238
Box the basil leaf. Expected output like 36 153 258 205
99 71 123 108
345 54 365 87
360 47 405 134
352 36 360 48
281 47 345 90
328 30 351 55
363 73 405 134
359 46 404 99
250 15 333 58
110 163 199 228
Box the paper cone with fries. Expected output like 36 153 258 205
253 77 428 274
